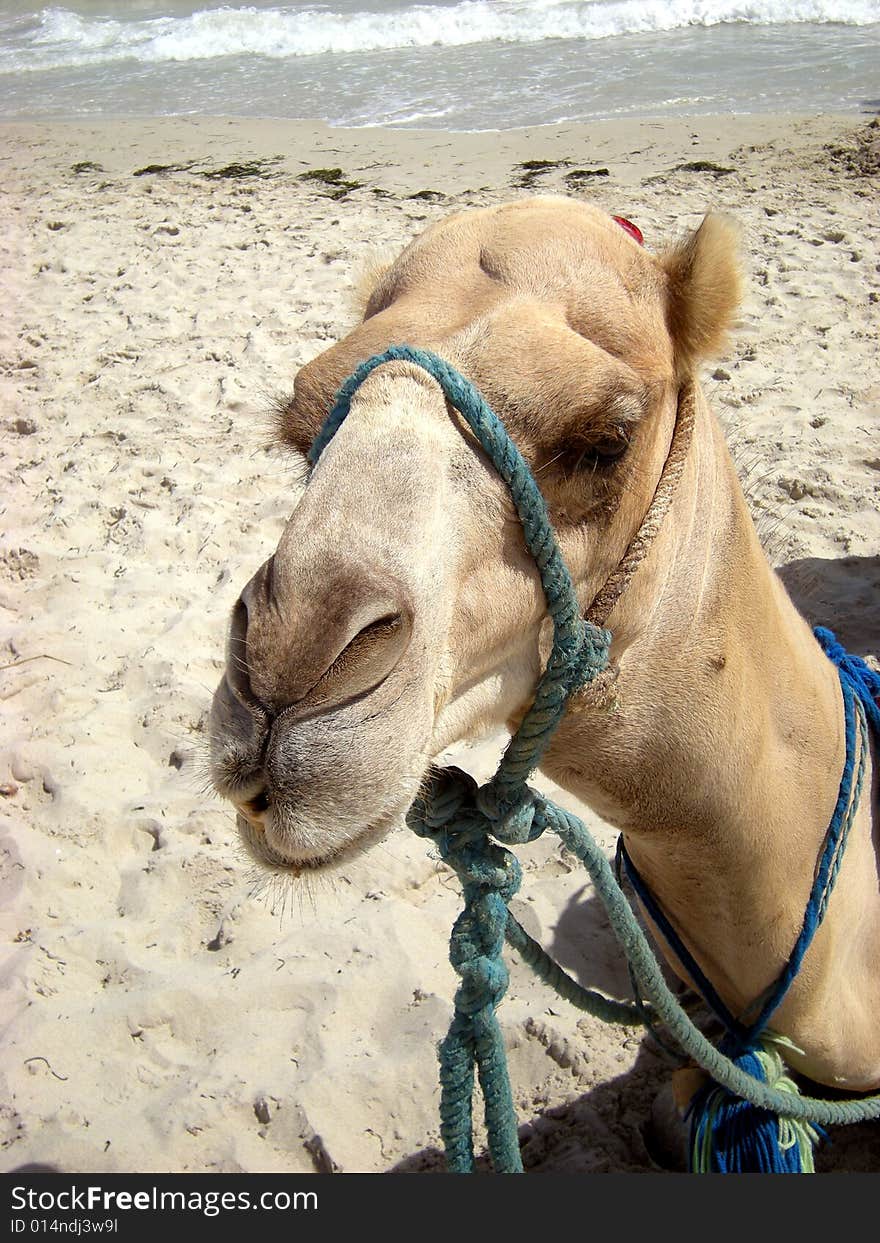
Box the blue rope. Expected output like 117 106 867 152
617 838 749 1045
618 652 870 1051
618 633 875 1172
748 646 870 1039
310 347 880 1173
815 625 880 739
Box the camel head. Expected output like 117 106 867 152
209 197 741 872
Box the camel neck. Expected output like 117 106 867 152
547 387 849 1017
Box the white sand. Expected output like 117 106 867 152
1 113 878 1174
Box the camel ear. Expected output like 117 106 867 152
660 214 742 373
350 251 394 321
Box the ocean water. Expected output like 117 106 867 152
0 1 878 129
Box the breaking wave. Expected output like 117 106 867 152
7 0 880 71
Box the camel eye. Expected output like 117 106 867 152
553 425 631 475
589 431 630 464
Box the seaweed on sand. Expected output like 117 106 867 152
297 167 363 199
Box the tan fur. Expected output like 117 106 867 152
210 196 880 1095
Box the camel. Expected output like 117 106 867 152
209 196 880 1105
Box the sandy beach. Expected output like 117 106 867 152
1 111 879 1175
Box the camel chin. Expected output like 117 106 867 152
234 807 405 877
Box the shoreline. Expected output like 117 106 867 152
1 112 865 195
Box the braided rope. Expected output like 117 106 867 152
586 386 695 627
311 347 880 1173
616 680 869 1046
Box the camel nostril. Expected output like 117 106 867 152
226 594 265 714
305 603 412 711
227 598 249 679
231 555 414 715
352 612 404 644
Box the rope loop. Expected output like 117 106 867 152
409 766 478 835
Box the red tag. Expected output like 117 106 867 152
611 215 644 246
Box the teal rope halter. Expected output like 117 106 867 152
310 346 880 1173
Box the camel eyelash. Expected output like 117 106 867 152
547 423 633 475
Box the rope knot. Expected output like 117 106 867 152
408 765 478 838
494 848 522 903
476 781 543 844
449 843 521 896
455 954 510 1015
572 620 612 689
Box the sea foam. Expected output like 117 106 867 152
12 0 880 72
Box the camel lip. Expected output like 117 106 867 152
235 806 404 876
233 788 271 829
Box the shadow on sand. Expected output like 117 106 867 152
389 884 880 1174
778 554 880 657
389 1041 680 1174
